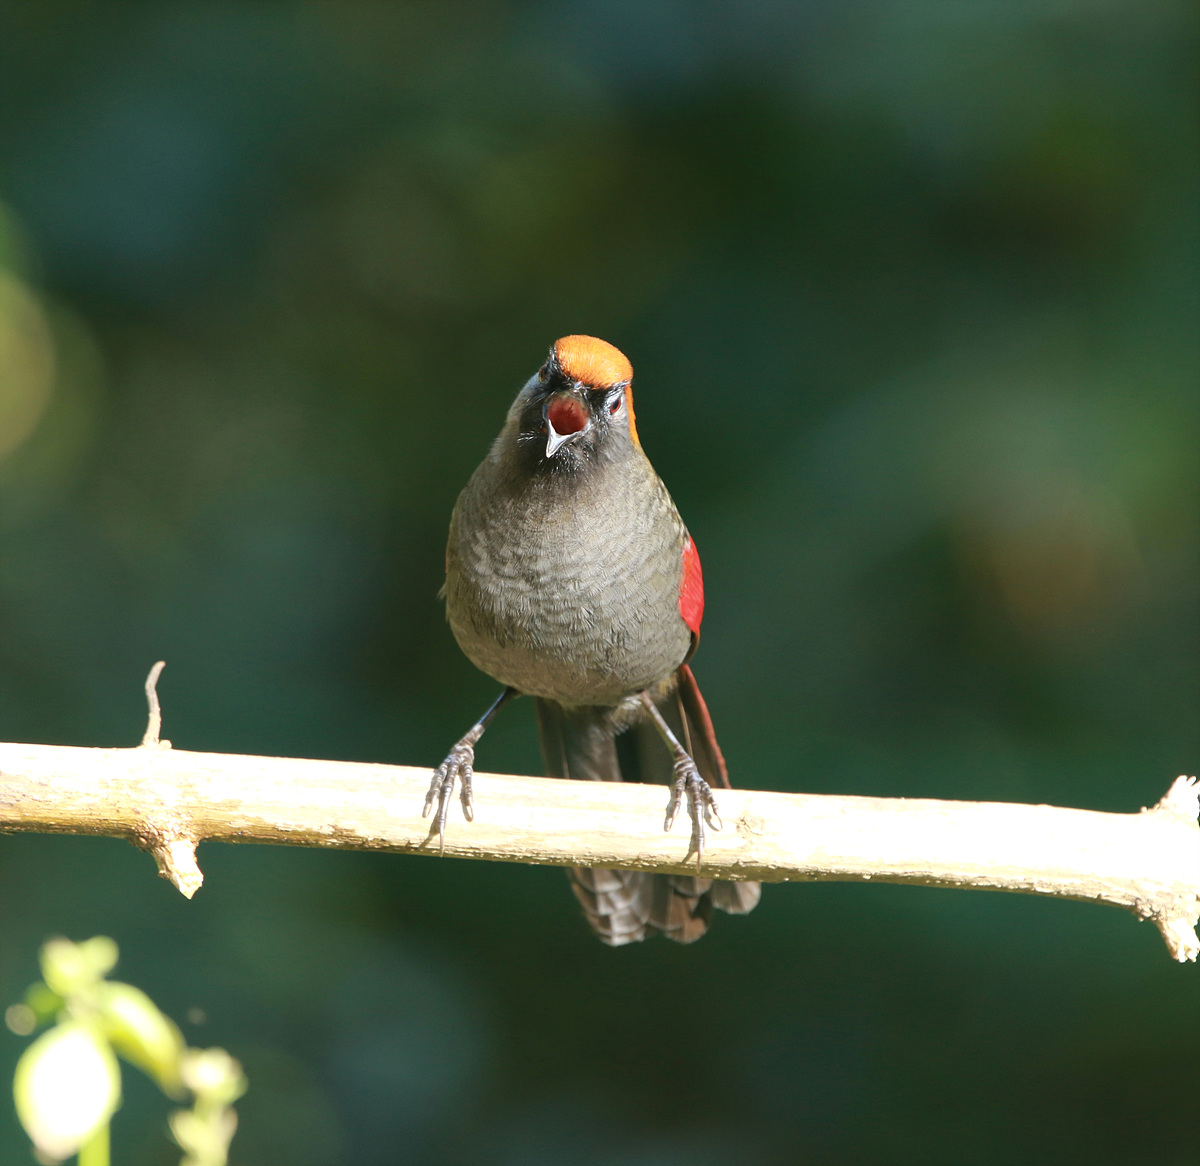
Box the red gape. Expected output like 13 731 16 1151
547 396 588 434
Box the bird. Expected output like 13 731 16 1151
427 335 760 944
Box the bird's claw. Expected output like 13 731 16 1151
664 756 721 868
423 741 476 854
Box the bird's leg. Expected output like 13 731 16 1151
425 687 518 853
639 692 722 869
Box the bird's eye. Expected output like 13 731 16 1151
608 394 623 415
538 365 549 381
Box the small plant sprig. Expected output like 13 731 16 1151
6 936 246 1166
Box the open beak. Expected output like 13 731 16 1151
544 394 589 458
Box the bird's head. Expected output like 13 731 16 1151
510 336 640 471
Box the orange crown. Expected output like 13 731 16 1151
553 336 633 387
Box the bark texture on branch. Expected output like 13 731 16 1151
0 740 1197 961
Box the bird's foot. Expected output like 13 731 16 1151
423 740 476 854
664 755 722 868
423 688 517 854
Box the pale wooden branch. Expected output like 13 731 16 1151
0 663 1195 958
0 738 1197 960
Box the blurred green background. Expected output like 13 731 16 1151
1 2 1197 1163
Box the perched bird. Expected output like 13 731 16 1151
428 335 760 944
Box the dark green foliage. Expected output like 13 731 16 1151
0 3 1196 1163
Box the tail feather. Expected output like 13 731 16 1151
650 873 712 943
709 879 762 914
568 867 654 945
536 702 620 784
567 869 716 945
536 676 760 946
677 663 730 789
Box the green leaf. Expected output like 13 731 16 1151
23 982 64 1023
39 937 118 998
13 1021 120 1163
98 982 186 1094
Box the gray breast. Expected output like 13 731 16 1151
444 450 692 706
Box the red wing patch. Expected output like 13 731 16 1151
679 536 704 635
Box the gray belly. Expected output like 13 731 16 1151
444 464 691 706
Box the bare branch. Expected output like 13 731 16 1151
0 739 1197 960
